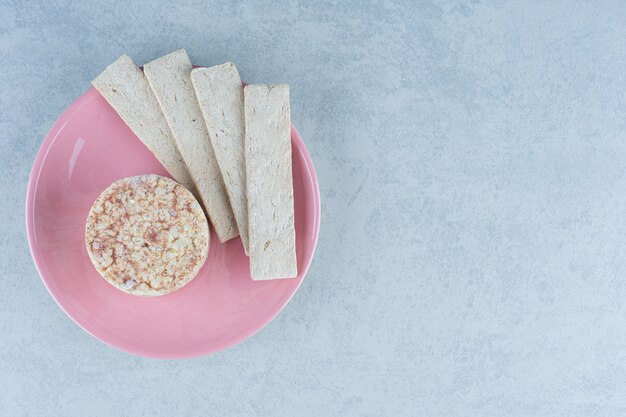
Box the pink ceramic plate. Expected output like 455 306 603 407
26 87 320 358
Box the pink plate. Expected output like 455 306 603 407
26 87 320 358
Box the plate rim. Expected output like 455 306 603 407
25 87 321 359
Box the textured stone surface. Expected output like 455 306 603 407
2 1 626 416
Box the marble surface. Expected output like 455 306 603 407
2 1 626 416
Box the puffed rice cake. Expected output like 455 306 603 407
85 174 209 296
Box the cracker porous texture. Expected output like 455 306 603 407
144 49 238 243
244 84 297 280
85 174 209 296
91 55 196 194
191 63 249 253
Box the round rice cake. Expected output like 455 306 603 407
85 174 209 296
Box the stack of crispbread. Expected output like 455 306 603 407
91 49 297 282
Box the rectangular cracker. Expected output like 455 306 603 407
144 49 238 242
91 55 196 194
244 84 297 280
191 63 249 254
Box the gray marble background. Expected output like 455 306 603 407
2 1 626 416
